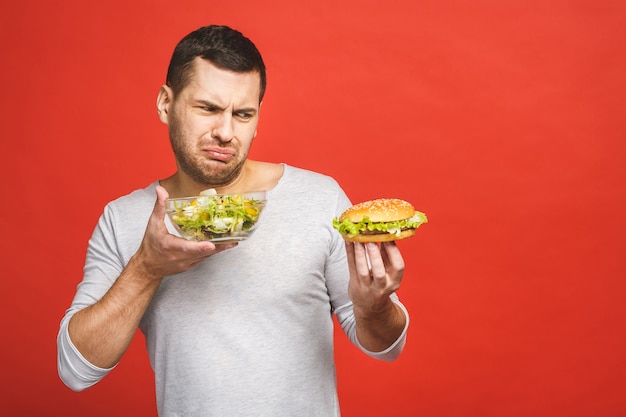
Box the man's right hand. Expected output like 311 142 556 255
130 185 237 282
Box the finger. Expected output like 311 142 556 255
345 242 371 283
344 241 356 269
177 239 215 255
212 242 238 254
174 236 239 258
380 241 405 274
353 242 374 281
360 243 388 290
183 243 234 267
153 185 169 218
365 242 387 282
145 186 170 237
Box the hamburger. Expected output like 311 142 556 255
332 198 427 242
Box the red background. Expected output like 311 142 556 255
1 1 625 416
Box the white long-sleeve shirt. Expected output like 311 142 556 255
57 164 408 417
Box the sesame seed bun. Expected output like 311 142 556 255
340 198 415 223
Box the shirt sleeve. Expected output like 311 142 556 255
334 295 409 362
57 312 116 391
57 202 128 390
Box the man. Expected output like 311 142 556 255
58 25 409 416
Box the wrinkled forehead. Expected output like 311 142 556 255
184 57 262 103
180 58 262 106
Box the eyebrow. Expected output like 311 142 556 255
194 99 258 114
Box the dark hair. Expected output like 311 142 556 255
166 25 266 101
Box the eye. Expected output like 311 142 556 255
234 111 254 121
201 105 220 113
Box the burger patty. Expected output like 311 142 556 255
359 227 413 235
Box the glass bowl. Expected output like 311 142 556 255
165 190 267 243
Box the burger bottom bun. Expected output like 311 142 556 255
342 229 416 243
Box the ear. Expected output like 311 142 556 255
156 85 174 124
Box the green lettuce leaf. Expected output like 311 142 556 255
332 212 427 237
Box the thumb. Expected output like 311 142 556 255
153 185 170 217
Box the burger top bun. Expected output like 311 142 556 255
340 198 415 223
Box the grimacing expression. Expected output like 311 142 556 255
164 58 261 186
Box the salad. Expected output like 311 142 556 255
167 192 266 241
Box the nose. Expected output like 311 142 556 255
211 113 234 142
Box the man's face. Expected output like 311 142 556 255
160 58 261 187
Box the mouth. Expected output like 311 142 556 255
202 147 235 162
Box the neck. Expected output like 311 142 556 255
160 161 258 198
